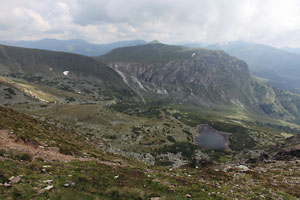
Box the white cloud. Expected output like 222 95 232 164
1 0 300 47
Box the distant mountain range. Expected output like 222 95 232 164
282 46 300 55
205 41 300 93
0 38 146 57
175 42 206 48
4 38 300 95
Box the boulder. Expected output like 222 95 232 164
38 185 53 194
9 176 21 184
236 165 250 172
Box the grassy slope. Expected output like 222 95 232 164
0 76 94 106
253 78 300 124
99 43 214 64
11 98 300 161
0 106 300 199
0 44 134 100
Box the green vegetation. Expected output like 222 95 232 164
12 152 32 161
153 142 200 160
1 42 300 199
0 100 300 199
110 103 162 119
99 43 212 64
1 152 299 199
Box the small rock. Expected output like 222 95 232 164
70 182 76 187
150 197 160 200
38 185 53 194
64 181 75 187
3 182 11 187
114 175 119 179
9 176 21 184
43 180 53 184
223 166 232 172
236 165 250 172
47 147 59 152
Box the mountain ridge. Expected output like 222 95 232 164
99 43 256 107
0 38 147 56
99 43 300 125
206 41 300 94
0 44 136 101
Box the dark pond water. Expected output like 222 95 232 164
195 125 228 149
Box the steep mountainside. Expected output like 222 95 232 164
99 43 300 124
99 43 255 107
206 41 300 93
0 38 146 56
0 44 135 101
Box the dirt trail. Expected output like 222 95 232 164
0 130 126 167
0 130 75 162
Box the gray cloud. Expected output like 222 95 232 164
1 0 300 47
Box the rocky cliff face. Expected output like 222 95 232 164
102 44 254 107
99 43 300 124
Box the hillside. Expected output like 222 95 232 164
206 41 300 94
1 42 300 199
100 43 207 63
1 105 300 199
0 44 136 101
0 38 146 56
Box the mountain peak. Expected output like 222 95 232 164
148 40 161 44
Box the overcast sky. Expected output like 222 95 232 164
1 0 300 47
